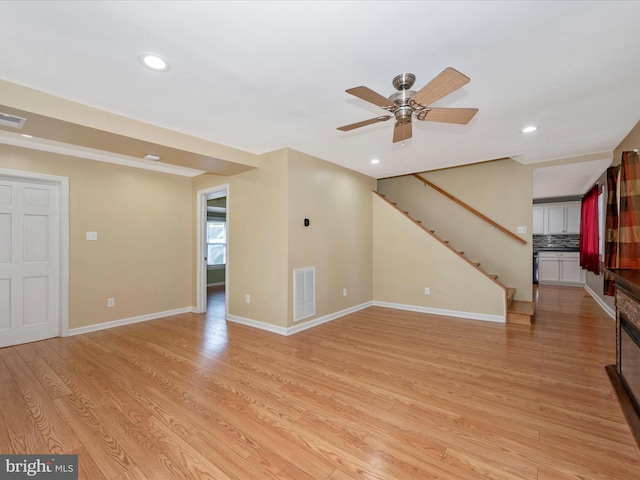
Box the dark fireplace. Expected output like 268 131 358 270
620 314 640 413
605 268 640 448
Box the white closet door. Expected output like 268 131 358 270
0 178 60 348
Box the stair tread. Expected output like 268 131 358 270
508 300 534 315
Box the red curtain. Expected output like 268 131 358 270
580 184 600 274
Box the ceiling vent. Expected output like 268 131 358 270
0 112 27 129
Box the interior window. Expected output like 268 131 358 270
206 219 226 266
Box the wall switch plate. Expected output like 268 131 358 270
86 231 98 241
245 294 250 304
107 298 115 307
343 288 347 297
424 287 430 295
517 226 527 233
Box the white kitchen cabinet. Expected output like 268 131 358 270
533 206 545 234
532 202 581 234
545 205 566 234
559 256 582 283
538 251 584 285
564 203 581 233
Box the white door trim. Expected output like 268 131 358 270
196 183 229 314
0 168 69 337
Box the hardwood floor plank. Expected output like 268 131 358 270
442 446 536 480
185 428 268 479
113 466 150 480
1 348 81 454
53 393 134 478
75 446 109 480
246 446 322 480
1 285 640 479
218 402 338 479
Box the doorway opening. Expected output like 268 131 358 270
196 184 229 316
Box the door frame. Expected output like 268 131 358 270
0 167 69 337
196 183 229 314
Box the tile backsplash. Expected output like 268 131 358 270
533 234 580 249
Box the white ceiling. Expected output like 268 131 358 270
532 158 613 200
1 1 639 197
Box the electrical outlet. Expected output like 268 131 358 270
107 297 115 307
517 226 527 234
424 287 430 295
245 294 250 304
86 231 98 241
343 288 347 297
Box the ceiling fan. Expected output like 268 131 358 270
337 67 478 143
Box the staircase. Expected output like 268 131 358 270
375 191 534 325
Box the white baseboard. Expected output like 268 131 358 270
373 301 505 323
227 301 373 336
288 302 373 335
67 307 194 336
583 284 616 319
226 314 288 335
67 300 503 339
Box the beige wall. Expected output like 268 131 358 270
194 148 376 329
287 149 375 326
372 195 505 317
377 159 533 302
2 142 373 334
193 150 289 327
0 144 193 329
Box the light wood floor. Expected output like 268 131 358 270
1 285 639 479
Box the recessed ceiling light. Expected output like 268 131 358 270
139 53 171 72
370 158 380 164
521 126 537 133
144 154 161 161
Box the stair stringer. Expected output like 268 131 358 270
373 192 506 322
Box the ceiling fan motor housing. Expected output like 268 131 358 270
395 105 413 125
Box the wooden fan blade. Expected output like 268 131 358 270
420 107 478 125
337 115 392 132
393 121 412 143
413 67 470 106
346 86 394 108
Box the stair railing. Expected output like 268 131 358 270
412 173 527 245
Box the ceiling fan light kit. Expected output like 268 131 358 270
337 67 478 143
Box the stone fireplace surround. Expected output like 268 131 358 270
605 268 640 448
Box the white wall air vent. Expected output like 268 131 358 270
293 267 315 322
0 112 27 129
